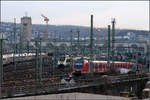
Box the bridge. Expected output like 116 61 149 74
1 72 150 99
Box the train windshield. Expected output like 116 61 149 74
59 57 65 61
74 59 84 69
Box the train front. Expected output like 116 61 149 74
73 57 87 75
57 56 66 68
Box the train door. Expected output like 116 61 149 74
97 63 100 72
103 63 106 71
101 63 104 72
118 63 121 69
93 63 95 72
124 63 126 68
126 63 129 69
99 63 102 72
115 63 118 70
121 63 123 68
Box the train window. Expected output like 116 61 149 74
121 64 123 68
124 64 126 68
96 64 98 71
59 57 65 61
115 64 117 69
93 63 95 68
97 64 99 68
48 53 53 56
118 64 120 68
99 64 101 68
3 58 7 61
95 63 98 68
120 64 122 68
102 63 104 69
104 64 106 71
93 64 95 72
92 63 94 67
125 64 127 68
102 64 104 70
101 64 103 68
126 63 129 68
130 64 133 68
75 63 83 69
122 64 124 68
117 64 119 68
66 59 71 62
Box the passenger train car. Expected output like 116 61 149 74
3 53 47 65
73 58 142 74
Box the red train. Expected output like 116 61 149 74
73 58 142 74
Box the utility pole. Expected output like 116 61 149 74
35 39 42 85
13 18 17 70
14 18 17 54
53 31 56 76
77 29 80 55
0 34 6 99
84 36 86 56
111 18 116 70
70 29 73 71
19 29 22 56
107 25 111 70
97 29 100 59
35 41 39 83
90 14 94 73
77 30 80 47
0 38 3 99
70 29 73 54
39 38 42 85
97 29 100 47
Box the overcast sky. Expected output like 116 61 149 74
1 1 149 30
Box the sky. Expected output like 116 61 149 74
1 1 149 30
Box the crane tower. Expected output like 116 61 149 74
41 14 49 40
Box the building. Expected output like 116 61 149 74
20 16 32 47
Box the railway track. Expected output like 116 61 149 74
2 56 72 91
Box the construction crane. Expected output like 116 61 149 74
41 14 49 40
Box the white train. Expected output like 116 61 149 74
3 53 46 65
57 55 71 68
